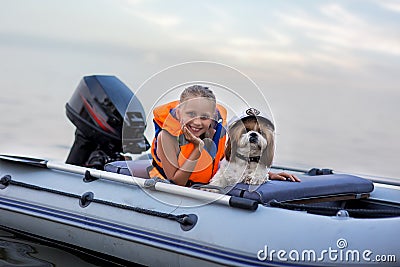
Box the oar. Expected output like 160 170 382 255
0 154 258 211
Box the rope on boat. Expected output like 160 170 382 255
0 175 197 231
269 200 400 218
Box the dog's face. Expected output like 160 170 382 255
225 116 275 167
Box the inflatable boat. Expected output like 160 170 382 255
1 75 399 266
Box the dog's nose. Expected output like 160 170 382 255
249 132 258 143
249 132 258 138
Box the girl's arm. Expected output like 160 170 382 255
156 128 204 186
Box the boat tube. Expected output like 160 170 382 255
1 155 399 266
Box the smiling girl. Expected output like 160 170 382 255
148 85 227 186
148 85 297 186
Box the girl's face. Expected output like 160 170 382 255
177 97 216 137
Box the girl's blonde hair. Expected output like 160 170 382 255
180 85 216 103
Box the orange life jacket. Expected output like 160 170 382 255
148 100 227 186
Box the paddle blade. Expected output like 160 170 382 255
0 155 48 168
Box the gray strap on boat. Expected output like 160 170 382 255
144 177 171 190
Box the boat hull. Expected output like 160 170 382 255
0 160 399 266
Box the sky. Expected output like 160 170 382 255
1 0 399 177
2 0 400 84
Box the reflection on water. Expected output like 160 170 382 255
0 235 52 267
0 229 120 267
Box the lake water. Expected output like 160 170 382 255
0 229 122 266
1 66 399 179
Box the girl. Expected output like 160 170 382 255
148 85 298 186
148 85 226 186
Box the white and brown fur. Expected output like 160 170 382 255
208 116 275 188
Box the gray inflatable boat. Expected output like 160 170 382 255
0 155 399 266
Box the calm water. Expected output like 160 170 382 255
1 75 399 179
0 229 124 267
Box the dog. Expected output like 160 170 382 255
208 108 275 188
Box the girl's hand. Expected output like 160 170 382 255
205 124 216 138
268 172 301 182
183 126 204 150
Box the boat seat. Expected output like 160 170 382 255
227 173 374 204
104 159 151 178
105 160 374 204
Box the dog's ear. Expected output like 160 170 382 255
225 138 231 161
261 131 274 167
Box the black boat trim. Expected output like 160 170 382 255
79 191 94 208
83 170 99 182
0 175 11 189
2 175 197 231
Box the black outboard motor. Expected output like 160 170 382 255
65 75 149 169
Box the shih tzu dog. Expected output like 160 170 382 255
208 108 275 188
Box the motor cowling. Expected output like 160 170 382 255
65 75 149 168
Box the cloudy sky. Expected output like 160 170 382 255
2 0 399 84
1 0 399 177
